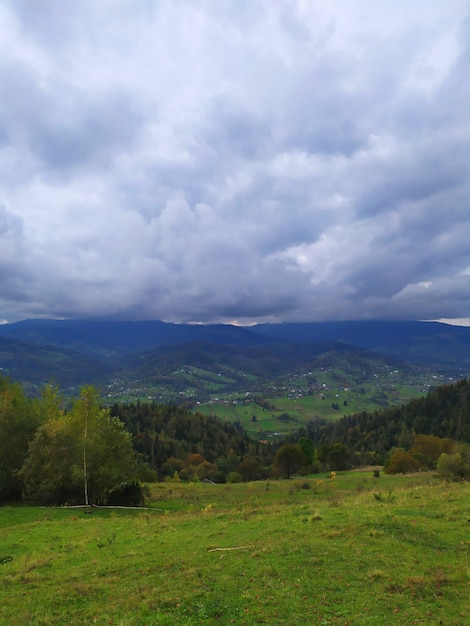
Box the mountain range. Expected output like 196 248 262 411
0 319 469 394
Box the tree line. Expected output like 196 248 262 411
302 378 470 462
0 381 137 505
1 376 470 506
0 377 277 505
109 400 273 483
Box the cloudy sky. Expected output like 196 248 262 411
1 0 469 325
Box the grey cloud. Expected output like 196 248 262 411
35 92 143 174
0 203 34 310
1 1 469 324
12 0 87 47
202 100 271 160
383 274 470 321
0 203 22 238
0 57 143 176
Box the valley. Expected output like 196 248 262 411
0 319 467 438
106 357 450 438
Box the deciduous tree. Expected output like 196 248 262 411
298 437 314 465
273 444 307 479
437 443 470 481
410 434 454 469
318 443 350 471
384 449 419 474
21 386 137 505
0 377 45 501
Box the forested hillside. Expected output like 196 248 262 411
2 375 470 506
250 321 470 372
317 377 470 459
0 376 275 504
0 337 113 388
110 401 272 482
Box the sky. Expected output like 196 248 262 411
1 0 469 325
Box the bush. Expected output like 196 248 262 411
411 435 454 469
106 482 149 506
227 471 243 483
237 457 269 481
294 480 311 490
384 449 419 474
437 444 470 481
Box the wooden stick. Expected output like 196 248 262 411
208 546 251 552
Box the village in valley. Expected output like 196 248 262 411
103 360 452 438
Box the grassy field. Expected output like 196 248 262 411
196 378 435 438
1 472 469 625
105 350 450 428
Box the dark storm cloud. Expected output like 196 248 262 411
0 0 469 324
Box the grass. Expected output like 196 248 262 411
1 472 470 625
197 380 433 438
106 353 449 428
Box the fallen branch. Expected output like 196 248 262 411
208 546 251 552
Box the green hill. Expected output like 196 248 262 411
0 337 113 391
319 377 470 458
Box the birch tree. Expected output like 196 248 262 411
21 386 136 505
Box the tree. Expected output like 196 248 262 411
227 471 243 483
237 457 269 482
273 444 307 479
437 443 470 481
298 437 314 465
216 453 239 476
384 449 419 474
160 456 186 480
194 460 219 482
410 434 454 469
0 377 46 501
21 386 137 505
20 415 79 504
318 443 350 471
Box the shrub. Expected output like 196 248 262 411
227 471 243 483
106 481 149 506
237 457 269 481
384 449 419 474
437 444 470 481
411 435 454 469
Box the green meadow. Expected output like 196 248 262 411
1 472 469 625
197 378 432 438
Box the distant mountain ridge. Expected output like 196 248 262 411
0 319 469 394
248 320 470 373
0 319 270 357
122 339 374 381
0 336 113 389
0 318 469 371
